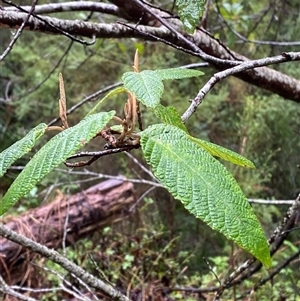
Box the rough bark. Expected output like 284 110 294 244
1 4 300 103
0 179 135 285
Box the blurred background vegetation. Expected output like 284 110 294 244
1 0 300 299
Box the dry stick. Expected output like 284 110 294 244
62 197 70 257
129 186 156 212
40 168 163 189
248 199 294 205
3 0 96 46
11 286 61 295
65 145 140 168
182 51 300 122
236 250 300 300
0 0 37 61
132 0 240 65
28 262 91 301
169 285 218 294
268 194 300 246
0 273 39 301
124 152 157 182
214 194 300 299
130 0 239 66
5 2 120 16
0 223 131 301
246 249 300 296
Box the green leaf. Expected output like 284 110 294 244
155 68 204 80
189 137 255 168
152 105 254 168
123 68 203 108
176 0 206 33
0 123 47 178
0 112 115 216
153 104 187 132
122 70 164 108
141 124 271 267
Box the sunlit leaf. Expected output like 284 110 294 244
176 0 206 33
153 104 187 132
0 112 115 216
189 136 255 168
141 124 271 267
155 68 204 80
123 70 164 108
0 123 47 178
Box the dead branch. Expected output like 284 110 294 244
1 7 300 103
0 179 135 288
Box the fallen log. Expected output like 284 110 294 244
0 178 135 285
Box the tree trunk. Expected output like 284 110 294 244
0 179 135 285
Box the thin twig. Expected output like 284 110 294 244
182 51 300 122
0 273 39 301
118 21 239 68
0 0 37 62
19 40 74 100
248 199 295 205
124 152 158 182
65 145 140 168
203 257 222 286
48 82 122 126
62 197 70 257
5 2 120 16
3 0 96 46
130 0 231 65
30 261 92 301
129 186 156 212
214 194 300 299
268 194 300 246
238 249 300 299
0 223 131 301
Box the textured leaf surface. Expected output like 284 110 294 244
176 0 206 33
0 123 47 178
153 104 187 132
0 112 115 216
141 124 271 267
123 70 164 108
189 137 255 168
153 105 254 168
155 68 204 80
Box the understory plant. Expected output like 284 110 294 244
0 51 271 267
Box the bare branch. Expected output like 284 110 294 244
182 52 300 122
0 0 37 61
5 1 120 16
268 194 300 247
239 249 300 298
214 194 300 299
0 10 170 38
0 273 39 301
248 199 295 205
0 223 131 301
1 10 300 103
